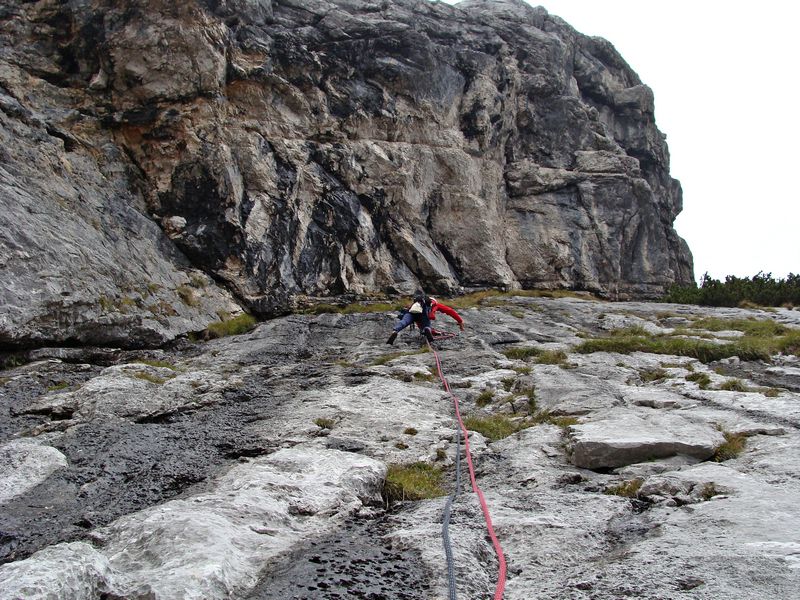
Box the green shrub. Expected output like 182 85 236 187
314 417 335 429
205 314 258 339
384 463 445 501
403 427 418 436
662 272 800 308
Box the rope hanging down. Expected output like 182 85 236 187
441 421 460 600
427 339 507 600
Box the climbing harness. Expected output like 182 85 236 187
427 338 507 600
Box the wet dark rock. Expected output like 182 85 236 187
247 513 434 600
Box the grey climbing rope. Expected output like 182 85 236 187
441 424 462 600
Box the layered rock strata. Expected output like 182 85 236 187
1 0 693 348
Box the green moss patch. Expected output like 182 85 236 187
133 372 171 385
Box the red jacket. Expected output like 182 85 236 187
429 300 463 324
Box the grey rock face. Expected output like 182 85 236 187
2 297 799 599
1 0 692 348
0 447 385 600
0 59 243 349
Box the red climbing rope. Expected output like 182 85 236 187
428 340 507 600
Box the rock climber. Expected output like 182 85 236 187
387 290 465 344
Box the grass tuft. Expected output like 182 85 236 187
690 317 787 337
700 482 720 501
314 417 335 429
177 285 200 307
574 326 800 363
384 463 445 502
46 382 70 392
686 372 712 389
528 410 578 429
205 314 257 339
463 414 528 441
718 378 747 392
605 479 643 498
475 390 495 407
639 367 670 383
502 346 542 360
713 431 747 462
535 350 569 365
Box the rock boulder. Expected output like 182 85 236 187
567 408 725 469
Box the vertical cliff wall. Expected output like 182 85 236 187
0 0 693 348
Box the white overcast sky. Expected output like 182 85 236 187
441 0 799 281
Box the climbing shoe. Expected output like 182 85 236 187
424 329 434 343
387 331 398 345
